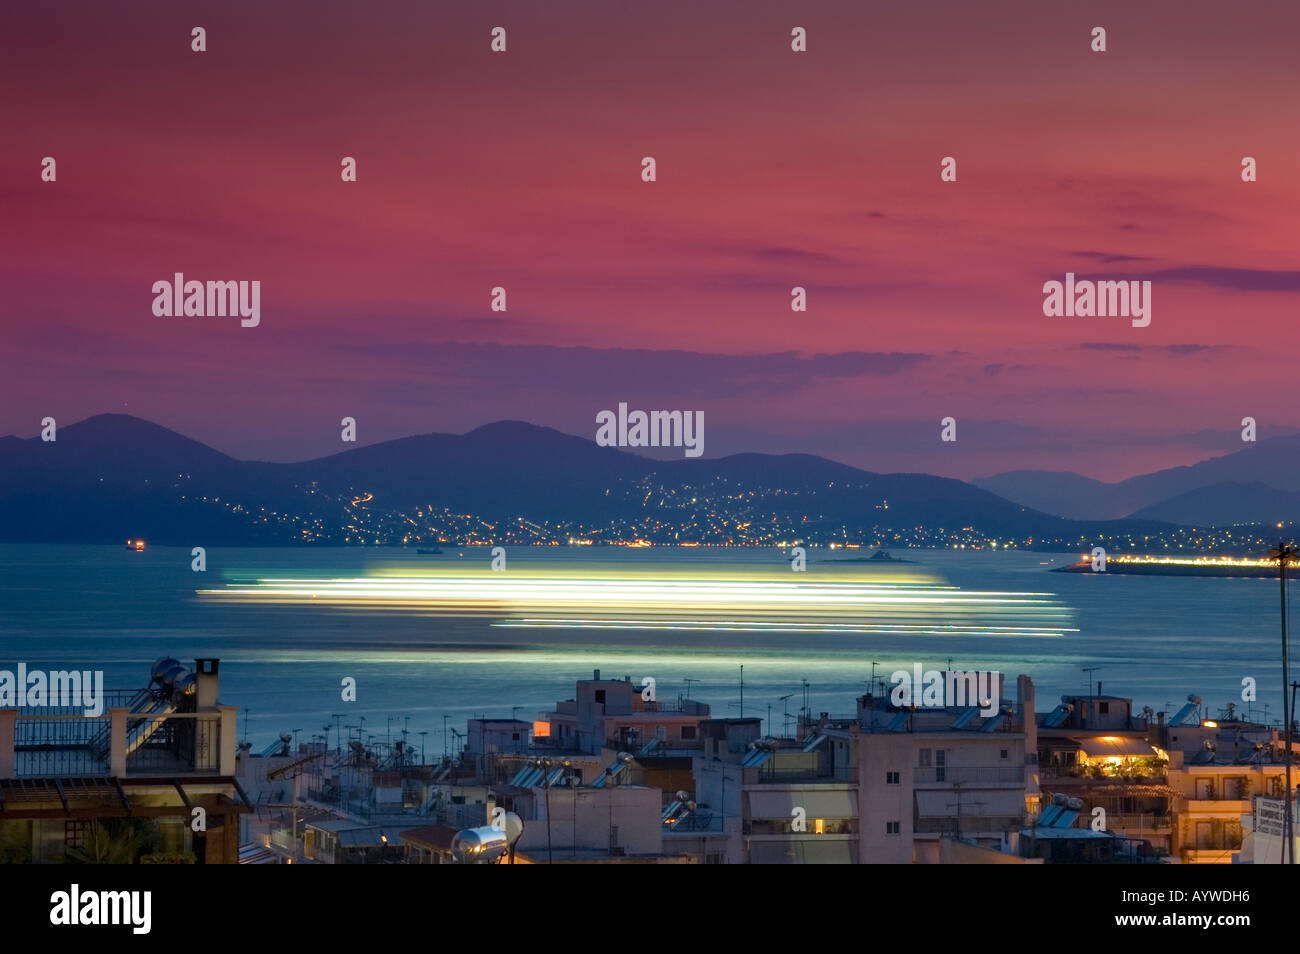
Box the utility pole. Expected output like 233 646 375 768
1270 541 1297 864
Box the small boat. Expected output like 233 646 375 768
416 546 443 555
866 549 913 563
126 539 146 551
831 548 916 564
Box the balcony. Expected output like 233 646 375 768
1184 799 1249 816
754 764 854 783
3 706 236 779
1105 813 1173 833
913 765 1023 785
914 815 1022 834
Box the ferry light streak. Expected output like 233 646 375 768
197 567 1076 638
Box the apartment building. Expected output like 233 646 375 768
0 657 249 863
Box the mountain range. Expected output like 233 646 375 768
0 414 1288 546
974 435 1300 523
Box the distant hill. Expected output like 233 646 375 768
1128 482 1300 526
970 470 1116 520
0 413 1177 546
976 434 1300 524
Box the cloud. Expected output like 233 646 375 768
1148 266 1300 292
754 247 838 263
1077 343 1226 356
1071 250 1155 264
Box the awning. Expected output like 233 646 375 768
238 844 281 864
1078 737 1158 759
747 789 855 819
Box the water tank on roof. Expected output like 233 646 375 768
452 827 509 864
152 657 181 685
160 664 190 692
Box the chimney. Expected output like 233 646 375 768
593 669 600 681
195 658 220 709
1097 681 1103 696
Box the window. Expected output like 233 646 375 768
1000 749 1008 760
511 732 520 741
1099 702 1110 715
886 771 900 785
64 821 86 847
680 725 697 740
918 748 931 767
935 749 946 782
886 821 900 835
594 690 606 704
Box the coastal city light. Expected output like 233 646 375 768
1081 554 1298 568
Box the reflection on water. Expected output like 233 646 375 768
0 545 1287 746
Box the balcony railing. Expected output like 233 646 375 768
915 815 1022 834
1105 813 1173 832
663 814 727 834
755 764 854 783
913 765 1023 785
7 707 233 778
1039 764 1166 783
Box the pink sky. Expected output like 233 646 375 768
3 0 1298 479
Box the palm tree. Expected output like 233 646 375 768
0 821 32 864
63 821 145 864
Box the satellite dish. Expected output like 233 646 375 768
502 812 524 846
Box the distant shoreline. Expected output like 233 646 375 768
1054 560 1288 580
